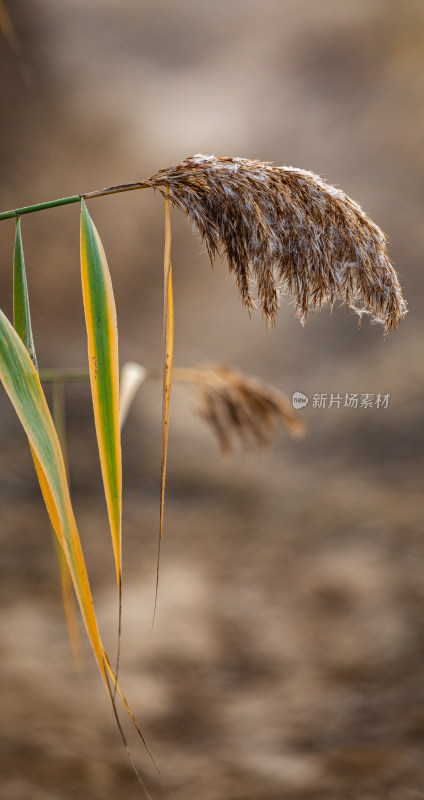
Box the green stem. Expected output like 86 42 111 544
39 368 90 383
0 180 151 221
39 366 190 384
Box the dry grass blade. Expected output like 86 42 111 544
175 364 304 453
51 380 82 668
145 154 407 332
102 648 173 796
154 190 174 623
52 529 82 668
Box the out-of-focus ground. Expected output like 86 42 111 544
0 2 423 798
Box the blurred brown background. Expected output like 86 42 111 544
0 2 423 798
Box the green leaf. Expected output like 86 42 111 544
13 217 37 370
0 311 168 783
0 309 107 684
80 199 122 593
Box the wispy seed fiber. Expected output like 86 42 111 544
146 154 407 332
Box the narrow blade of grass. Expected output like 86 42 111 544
0 309 107 684
13 217 37 370
80 199 122 595
153 190 174 623
102 647 169 787
120 361 147 429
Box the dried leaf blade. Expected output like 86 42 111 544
154 190 174 622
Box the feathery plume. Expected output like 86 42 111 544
175 364 305 453
146 154 407 332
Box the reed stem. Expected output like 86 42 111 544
0 181 151 221
39 366 190 384
39 368 90 383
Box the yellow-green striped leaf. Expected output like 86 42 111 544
80 199 122 593
0 311 166 781
12 220 81 660
13 217 37 370
0 309 107 685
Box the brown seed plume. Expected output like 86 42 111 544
146 154 407 332
175 364 305 453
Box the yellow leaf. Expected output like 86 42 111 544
154 189 174 622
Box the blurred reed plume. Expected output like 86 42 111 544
147 154 407 332
175 364 305 453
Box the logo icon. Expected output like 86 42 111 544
292 392 309 409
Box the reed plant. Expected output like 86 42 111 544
0 153 407 793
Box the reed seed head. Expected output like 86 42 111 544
146 154 407 332
178 364 305 453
